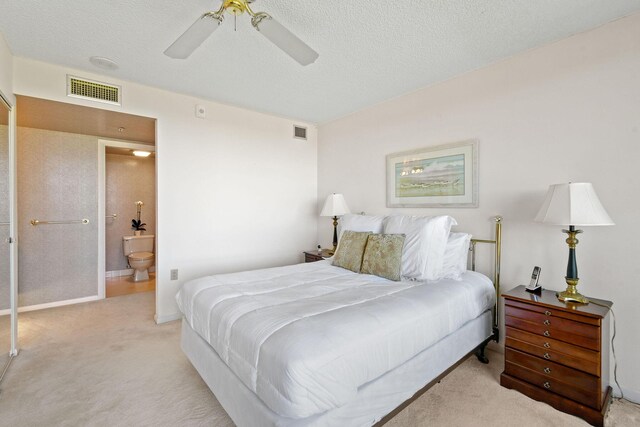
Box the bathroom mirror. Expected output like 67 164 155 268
0 96 10 375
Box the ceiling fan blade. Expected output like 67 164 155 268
164 13 222 59
253 16 319 66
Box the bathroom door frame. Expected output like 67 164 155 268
97 139 156 300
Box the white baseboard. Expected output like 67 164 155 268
617 386 640 404
106 266 156 278
106 269 133 278
155 312 181 324
0 295 101 316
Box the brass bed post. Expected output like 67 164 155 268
469 215 502 342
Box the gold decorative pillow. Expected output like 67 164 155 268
361 234 406 281
332 230 372 273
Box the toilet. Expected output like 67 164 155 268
123 235 154 282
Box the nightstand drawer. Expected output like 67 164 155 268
505 315 600 351
505 327 599 376
505 299 601 326
505 305 599 341
505 361 600 409
305 253 324 262
505 348 598 392
304 249 333 263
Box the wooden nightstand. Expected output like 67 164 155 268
303 249 333 263
500 285 612 426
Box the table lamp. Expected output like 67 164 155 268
320 193 350 253
535 183 614 304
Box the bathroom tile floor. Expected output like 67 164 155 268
106 272 155 298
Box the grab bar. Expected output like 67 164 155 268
30 218 90 226
0 222 8 225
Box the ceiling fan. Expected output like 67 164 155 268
164 0 319 66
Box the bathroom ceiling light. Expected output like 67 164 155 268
132 150 152 157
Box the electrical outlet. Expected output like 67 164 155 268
170 269 178 280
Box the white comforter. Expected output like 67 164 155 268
176 260 494 419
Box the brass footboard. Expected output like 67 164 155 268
470 215 502 340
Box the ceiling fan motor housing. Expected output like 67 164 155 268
223 0 253 15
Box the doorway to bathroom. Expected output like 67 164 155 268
99 140 156 299
14 95 157 313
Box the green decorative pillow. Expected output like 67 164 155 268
361 234 406 281
332 230 372 272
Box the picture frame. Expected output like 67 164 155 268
386 139 478 208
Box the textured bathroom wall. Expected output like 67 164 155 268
0 124 9 310
105 153 155 272
17 127 98 306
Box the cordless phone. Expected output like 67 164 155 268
525 266 542 293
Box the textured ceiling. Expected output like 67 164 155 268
1 1 639 123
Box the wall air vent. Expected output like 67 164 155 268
67 75 121 106
293 125 307 140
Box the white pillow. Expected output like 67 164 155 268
383 215 457 280
441 233 472 280
338 214 385 239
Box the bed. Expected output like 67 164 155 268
176 215 502 426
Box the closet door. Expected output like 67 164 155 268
0 96 13 373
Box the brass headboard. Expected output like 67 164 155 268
469 216 502 338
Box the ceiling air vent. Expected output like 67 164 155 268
67 75 121 106
293 125 307 140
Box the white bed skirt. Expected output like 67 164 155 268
181 310 492 427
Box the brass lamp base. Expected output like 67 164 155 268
556 278 589 304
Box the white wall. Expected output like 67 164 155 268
0 33 13 104
13 58 318 323
318 14 640 400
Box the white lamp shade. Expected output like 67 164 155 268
535 183 614 226
320 194 350 217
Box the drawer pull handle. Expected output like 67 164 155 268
544 330 550 337
544 310 551 316
543 342 551 348
543 353 551 360
543 381 551 389
543 319 551 326
544 367 551 374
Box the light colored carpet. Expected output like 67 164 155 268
0 292 638 426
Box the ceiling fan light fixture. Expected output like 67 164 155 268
164 12 224 59
252 13 319 66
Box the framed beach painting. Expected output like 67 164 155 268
386 140 478 208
